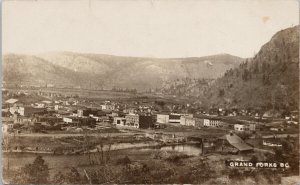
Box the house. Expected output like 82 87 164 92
203 118 222 127
10 105 47 117
2 123 14 133
234 124 256 132
156 114 169 123
180 116 196 126
13 114 30 124
291 110 299 120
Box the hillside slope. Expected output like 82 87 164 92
3 53 243 91
203 26 299 111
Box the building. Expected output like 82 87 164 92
33 103 45 108
139 115 154 129
169 114 181 123
113 117 127 126
270 127 285 132
2 123 14 133
63 117 74 124
63 117 96 127
77 108 98 117
234 124 256 132
17 106 47 117
37 116 63 124
114 115 153 129
219 133 253 153
156 114 169 123
54 105 63 111
263 139 282 147
125 114 139 128
180 116 196 126
100 104 115 111
5 98 19 104
203 118 222 127
181 114 193 118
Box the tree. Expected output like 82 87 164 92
253 61 259 73
12 156 49 184
65 167 83 184
274 149 284 161
218 89 225 97
262 73 271 85
281 62 287 72
52 168 84 184
53 171 66 184
242 69 249 81
262 61 267 73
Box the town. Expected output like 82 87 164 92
2 85 299 184
2 1 299 184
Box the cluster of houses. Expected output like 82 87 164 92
0 96 260 134
2 90 299 137
2 97 119 133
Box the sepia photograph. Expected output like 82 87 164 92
1 0 299 184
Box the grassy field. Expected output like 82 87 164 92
4 146 287 184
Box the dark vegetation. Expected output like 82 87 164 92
204 26 299 112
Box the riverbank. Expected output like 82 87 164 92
3 140 201 155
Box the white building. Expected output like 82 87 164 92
234 124 256 132
263 140 282 147
63 117 74 124
180 116 196 126
203 119 222 127
34 103 45 108
89 114 101 122
157 114 169 123
2 124 13 133
113 117 127 126
54 105 63 111
100 104 115 111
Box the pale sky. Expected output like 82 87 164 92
3 0 299 58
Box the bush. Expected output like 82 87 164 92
166 154 190 163
116 156 131 165
12 156 49 184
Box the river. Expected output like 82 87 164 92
3 143 202 173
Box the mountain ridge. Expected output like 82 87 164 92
3 52 243 91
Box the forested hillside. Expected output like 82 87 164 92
203 26 299 112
